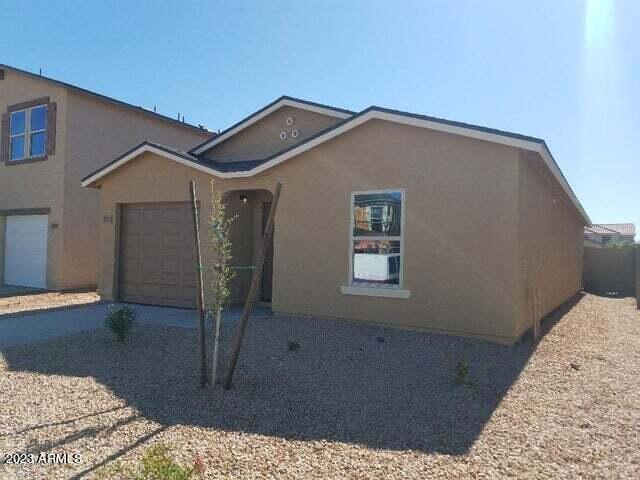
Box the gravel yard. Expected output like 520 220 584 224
0 293 638 479
0 291 100 317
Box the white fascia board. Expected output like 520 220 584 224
536 144 591 226
229 110 590 225
191 98 352 155
83 110 590 226
81 144 248 187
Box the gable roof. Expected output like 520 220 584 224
189 95 354 154
0 63 211 135
82 97 591 226
586 224 636 236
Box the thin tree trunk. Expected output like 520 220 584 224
211 307 222 384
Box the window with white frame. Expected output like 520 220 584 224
350 190 404 287
10 104 47 161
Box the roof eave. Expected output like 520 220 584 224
82 105 591 227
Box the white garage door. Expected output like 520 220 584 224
4 215 48 289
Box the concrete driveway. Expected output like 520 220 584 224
0 303 271 348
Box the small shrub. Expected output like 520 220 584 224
133 444 200 480
287 340 300 352
105 304 135 342
455 360 470 385
98 443 204 480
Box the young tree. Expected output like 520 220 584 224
208 180 236 385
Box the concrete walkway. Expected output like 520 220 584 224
0 303 272 348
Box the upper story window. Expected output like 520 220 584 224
10 104 47 161
2 96 56 164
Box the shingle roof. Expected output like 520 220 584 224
81 96 591 226
586 224 636 236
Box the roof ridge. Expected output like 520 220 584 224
189 95 354 154
0 63 212 135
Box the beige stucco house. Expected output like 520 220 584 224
83 96 591 344
0 64 211 290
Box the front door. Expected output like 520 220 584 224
261 202 274 302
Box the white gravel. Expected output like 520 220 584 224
0 293 638 479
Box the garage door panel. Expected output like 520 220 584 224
4 215 48 289
163 233 185 248
163 206 188 222
123 233 140 248
142 234 162 248
142 208 164 223
119 203 195 308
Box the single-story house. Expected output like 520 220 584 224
82 96 591 344
584 223 636 248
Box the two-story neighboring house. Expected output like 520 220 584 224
0 64 211 290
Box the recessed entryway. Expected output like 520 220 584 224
4 214 48 289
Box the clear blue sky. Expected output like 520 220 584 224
1 1 638 231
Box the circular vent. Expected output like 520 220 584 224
279 131 287 140
291 128 301 138
285 116 295 126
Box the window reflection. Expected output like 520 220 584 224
353 192 402 236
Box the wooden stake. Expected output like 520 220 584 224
211 307 222 384
189 181 208 387
223 182 282 389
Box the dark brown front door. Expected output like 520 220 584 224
118 202 196 308
261 201 274 302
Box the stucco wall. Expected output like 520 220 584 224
201 106 342 163
515 151 584 338
0 70 68 288
95 119 523 342
59 90 211 289
0 68 211 290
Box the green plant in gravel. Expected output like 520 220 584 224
207 180 238 383
96 444 204 480
105 304 135 342
455 360 471 385
133 444 203 480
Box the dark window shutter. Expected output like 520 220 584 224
1 113 9 163
46 102 57 156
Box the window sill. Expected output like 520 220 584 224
5 155 48 166
341 285 411 299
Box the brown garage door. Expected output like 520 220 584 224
119 202 196 308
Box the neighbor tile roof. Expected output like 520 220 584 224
585 224 636 236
